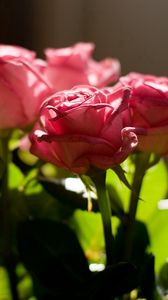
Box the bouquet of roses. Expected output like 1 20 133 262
0 42 168 300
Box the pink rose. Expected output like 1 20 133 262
0 46 52 129
0 44 35 60
0 44 49 75
119 72 168 154
30 85 137 174
43 42 120 91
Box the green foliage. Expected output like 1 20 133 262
17 219 138 299
1 142 168 299
137 159 168 273
107 157 168 274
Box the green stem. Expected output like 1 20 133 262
5 254 19 300
0 135 20 300
124 153 151 261
92 171 115 266
0 135 11 256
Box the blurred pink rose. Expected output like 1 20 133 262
0 44 36 60
0 44 49 75
19 134 31 151
0 45 52 129
30 85 137 174
119 72 168 154
43 42 120 91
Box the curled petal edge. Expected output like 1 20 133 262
73 128 139 171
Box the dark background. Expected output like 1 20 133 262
0 0 167 76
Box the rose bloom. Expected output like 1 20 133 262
0 44 47 72
30 85 137 174
0 45 51 129
119 72 168 154
0 44 36 61
43 42 120 91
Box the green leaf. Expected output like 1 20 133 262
148 209 168 274
17 219 91 298
115 220 150 265
8 162 24 189
157 261 168 295
133 159 168 274
89 262 138 299
106 183 125 219
111 164 132 191
79 174 96 193
38 175 99 212
24 176 72 221
138 254 155 300
0 267 12 299
0 158 4 181
69 210 105 264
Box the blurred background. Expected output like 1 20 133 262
0 0 168 75
0 1 168 299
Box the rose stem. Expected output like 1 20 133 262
0 134 19 300
124 153 150 261
0 135 10 255
93 171 115 266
